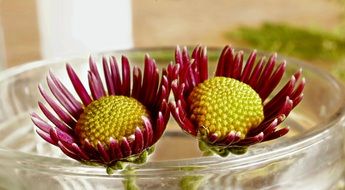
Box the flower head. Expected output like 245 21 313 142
170 45 305 156
31 55 171 171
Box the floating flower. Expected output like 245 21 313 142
31 55 171 172
170 45 305 156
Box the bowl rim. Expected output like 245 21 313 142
0 47 344 176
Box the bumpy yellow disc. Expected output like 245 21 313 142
75 96 149 148
188 77 264 139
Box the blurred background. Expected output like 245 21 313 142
1 0 345 80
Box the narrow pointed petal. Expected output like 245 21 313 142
264 127 289 141
207 133 219 144
235 132 264 146
49 71 83 116
88 72 104 100
36 129 56 145
241 50 257 82
264 76 295 114
39 85 76 127
223 48 235 78
110 56 122 95
248 58 265 89
38 102 73 133
143 118 154 147
71 143 90 160
121 56 131 96
216 45 230 76
66 64 92 106
47 75 80 119
121 138 132 158
199 46 208 82
31 113 51 133
109 138 123 160
97 142 110 163
89 56 106 95
131 66 142 99
58 141 81 161
259 61 286 101
255 53 276 92
102 57 115 95
231 51 243 80
220 132 236 146
134 127 144 154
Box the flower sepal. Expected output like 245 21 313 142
104 146 154 174
198 140 248 157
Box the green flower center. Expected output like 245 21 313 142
75 96 149 148
188 77 264 140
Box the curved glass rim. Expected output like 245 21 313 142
0 47 345 177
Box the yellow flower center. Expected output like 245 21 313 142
75 96 149 148
188 77 264 140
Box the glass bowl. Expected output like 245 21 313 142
0 47 344 190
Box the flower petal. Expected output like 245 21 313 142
66 64 92 106
121 56 131 96
102 57 115 95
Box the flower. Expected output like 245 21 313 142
170 45 305 156
31 55 171 171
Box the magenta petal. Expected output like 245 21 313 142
182 46 191 67
175 46 183 66
198 46 208 82
264 76 296 113
97 142 110 163
58 141 81 161
54 127 76 145
170 102 197 136
131 66 142 99
231 51 243 80
247 57 265 89
49 71 83 116
207 133 219 144
71 143 90 160
240 50 257 82
235 132 264 146
142 54 154 105
36 129 56 145
259 61 286 101
219 132 236 146
83 139 100 159
66 64 92 106
264 127 289 141
147 65 159 105
121 56 131 96
223 47 235 78
134 127 144 154
121 138 132 158
110 56 122 95
143 118 154 147
262 119 278 136
31 113 51 133
88 72 104 100
255 53 276 92
215 45 230 76
38 102 73 133
89 56 106 95
39 85 76 127
47 75 80 119
109 138 123 161
291 78 305 100
102 57 115 95
154 112 166 143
